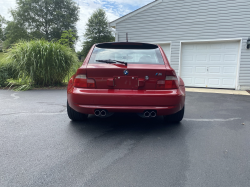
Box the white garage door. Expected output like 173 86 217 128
156 43 170 62
181 41 240 89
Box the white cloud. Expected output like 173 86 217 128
0 0 16 20
0 0 154 51
108 0 152 6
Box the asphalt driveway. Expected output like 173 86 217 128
0 90 250 187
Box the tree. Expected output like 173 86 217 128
81 9 115 57
76 51 83 61
12 0 80 41
3 21 30 49
58 30 76 49
0 15 6 41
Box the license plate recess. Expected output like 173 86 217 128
114 76 138 89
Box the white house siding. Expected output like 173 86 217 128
114 0 250 90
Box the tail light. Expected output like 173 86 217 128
157 76 179 89
73 74 96 88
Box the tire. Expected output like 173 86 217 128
164 106 185 123
67 101 88 121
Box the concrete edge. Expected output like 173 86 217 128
186 88 249 96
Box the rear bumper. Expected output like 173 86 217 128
67 87 185 116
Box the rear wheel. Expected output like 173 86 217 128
67 101 88 121
164 106 184 123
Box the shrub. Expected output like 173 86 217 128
0 63 9 87
5 40 79 87
0 61 15 87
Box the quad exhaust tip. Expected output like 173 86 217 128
95 110 107 117
95 110 101 116
144 111 150 118
95 109 156 118
150 111 156 118
100 110 107 117
143 110 157 118
95 109 113 118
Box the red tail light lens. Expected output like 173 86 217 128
157 76 179 89
87 79 95 88
73 74 96 88
156 80 165 89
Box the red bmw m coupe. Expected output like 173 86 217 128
67 42 185 122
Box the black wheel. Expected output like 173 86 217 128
67 101 88 121
164 106 184 123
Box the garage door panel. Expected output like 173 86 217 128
182 77 193 85
222 79 235 86
194 78 206 85
196 44 208 50
195 67 207 73
182 66 193 74
196 54 207 61
208 67 221 74
208 79 220 86
224 54 237 62
181 41 239 89
223 67 236 74
185 45 195 50
210 55 221 62
225 44 239 49
210 43 223 49
182 55 193 62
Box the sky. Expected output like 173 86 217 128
0 0 154 51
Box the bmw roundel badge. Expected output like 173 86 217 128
124 69 129 75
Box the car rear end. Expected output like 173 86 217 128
67 42 185 119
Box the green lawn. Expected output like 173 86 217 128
0 52 6 63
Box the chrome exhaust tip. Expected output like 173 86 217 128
150 111 156 118
144 111 150 118
95 109 113 118
94 110 101 116
100 110 107 117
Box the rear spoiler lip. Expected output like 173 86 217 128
95 42 158 49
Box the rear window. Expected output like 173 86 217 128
88 47 165 65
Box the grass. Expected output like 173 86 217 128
64 60 82 82
4 40 79 89
0 41 82 90
0 52 13 87
0 52 5 63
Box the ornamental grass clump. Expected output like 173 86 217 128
0 62 12 87
5 40 79 87
0 52 17 87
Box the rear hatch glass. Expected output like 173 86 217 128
88 43 164 65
